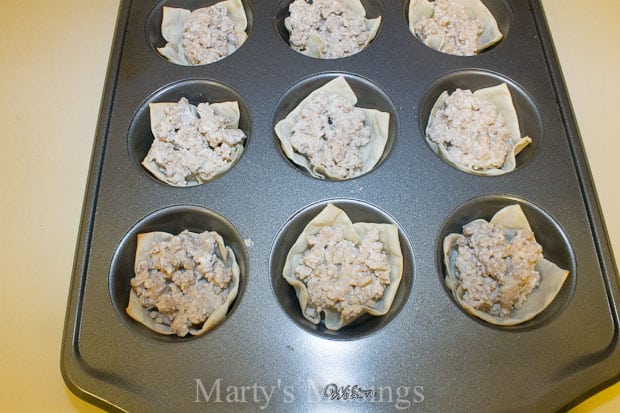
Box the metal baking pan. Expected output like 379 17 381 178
61 0 620 411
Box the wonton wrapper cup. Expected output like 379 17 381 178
157 0 248 65
284 0 381 59
274 76 390 180
142 100 245 187
426 83 532 176
443 204 570 326
408 0 502 55
282 203 404 330
126 230 240 336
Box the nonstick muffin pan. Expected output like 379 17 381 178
61 1 620 411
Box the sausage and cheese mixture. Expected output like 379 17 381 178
182 3 244 65
427 88 512 170
294 226 392 320
289 90 371 179
286 0 374 58
130 230 234 337
454 219 543 317
413 0 484 56
144 97 245 185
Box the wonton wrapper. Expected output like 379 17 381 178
157 0 248 65
426 83 532 176
126 230 240 336
142 100 245 187
282 203 404 330
284 0 381 59
443 204 570 326
408 0 503 55
274 76 390 180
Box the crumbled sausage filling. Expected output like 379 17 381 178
455 220 543 317
289 90 371 179
286 0 374 58
131 230 233 337
427 88 512 170
294 226 392 321
183 4 244 65
145 97 245 185
414 0 483 56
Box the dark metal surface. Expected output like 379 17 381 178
61 1 620 411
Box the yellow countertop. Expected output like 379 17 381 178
0 1 618 411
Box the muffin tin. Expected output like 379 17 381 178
61 1 620 411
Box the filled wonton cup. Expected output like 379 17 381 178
408 0 502 55
282 203 404 330
142 100 244 187
157 0 248 65
426 83 532 176
274 76 390 180
126 230 240 336
443 204 570 326
284 0 381 59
